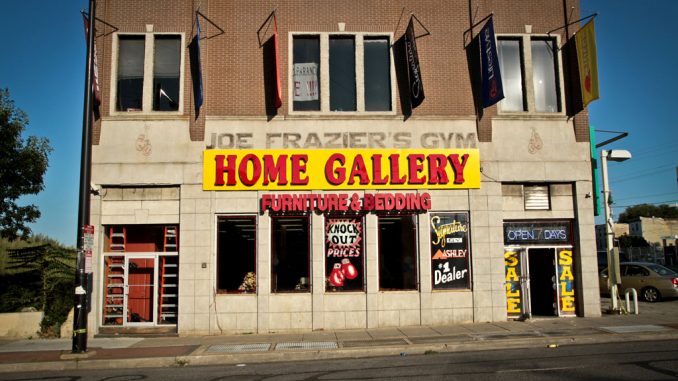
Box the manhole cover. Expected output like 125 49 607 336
599 325 672 333
207 343 271 353
275 341 338 350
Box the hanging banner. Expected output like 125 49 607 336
575 19 599 107
405 17 425 108
556 248 576 316
293 63 319 101
204 149 480 190
273 14 282 108
504 249 523 318
430 213 471 290
325 216 364 291
479 17 504 108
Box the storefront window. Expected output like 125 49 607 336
325 215 365 291
216 217 257 293
293 36 321 111
378 215 418 290
271 216 311 292
329 36 356 111
429 212 471 290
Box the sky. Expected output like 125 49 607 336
1 1 676 246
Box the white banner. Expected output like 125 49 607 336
293 63 319 101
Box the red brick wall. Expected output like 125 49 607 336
93 0 588 143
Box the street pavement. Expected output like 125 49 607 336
1 298 677 373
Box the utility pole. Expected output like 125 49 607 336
73 0 96 353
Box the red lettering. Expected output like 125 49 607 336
325 153 346 185
407 154 426 184
363 194 374 210
348 155 370 185
238 154 261 186
214 154 237 186
290 154 309 185
448 154 469 184
389 154 406 184
371 154 389 184
427 154 449 185
262 154 288 185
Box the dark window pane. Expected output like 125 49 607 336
293 36 320 111
117 36 145 111
153 35 181 111
272 216 310 292
364 37 391 111
378 215 418 290
217 217 257 293
531 38 560 112
497 39 526 112
329 36 356 111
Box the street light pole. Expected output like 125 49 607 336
601 149 631 313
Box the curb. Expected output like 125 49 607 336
2 330 678 373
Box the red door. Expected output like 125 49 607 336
126 257 155 323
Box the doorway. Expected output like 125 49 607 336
126 256 155 324
527 248 557 316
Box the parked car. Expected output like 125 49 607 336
599 262 678 302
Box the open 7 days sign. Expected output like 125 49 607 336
203 149 480 190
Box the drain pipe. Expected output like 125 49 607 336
625 289 639 315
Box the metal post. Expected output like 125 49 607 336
601 150 620 313
73 0 96 353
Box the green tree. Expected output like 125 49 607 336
617 234 649 248
0 88 52 240
618 203 678 223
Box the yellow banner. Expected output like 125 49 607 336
576 20 600 107
203 149 480 190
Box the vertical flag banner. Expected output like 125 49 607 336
195 14 204 110
479 17 504 108
273 14 282 108
589 126 600 216
81 13 101 107
575 19 599 107
404 17 425 108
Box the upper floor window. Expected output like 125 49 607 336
291 33 394 114
114 33 182 113
497 36 561 114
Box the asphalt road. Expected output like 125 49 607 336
3 339 678 381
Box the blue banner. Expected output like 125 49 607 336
480 17 504 108
194 14 204 110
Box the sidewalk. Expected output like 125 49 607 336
1 299 677 373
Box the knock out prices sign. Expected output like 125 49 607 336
325 217 364 291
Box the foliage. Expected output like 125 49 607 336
617 234 649 248
0 236 75 337
0 88 52 241
618 204 678 223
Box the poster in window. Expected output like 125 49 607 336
430 212 470 290
293 63 319 101
325 216 364 291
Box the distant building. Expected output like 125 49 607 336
595 223 629 251
629 217 678 246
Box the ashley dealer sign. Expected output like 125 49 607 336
203 149 480 190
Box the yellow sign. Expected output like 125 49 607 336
576 19 599 107
203 149 480 190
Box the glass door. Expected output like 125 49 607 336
125 256 156 325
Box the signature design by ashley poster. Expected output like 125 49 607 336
325 216 364 291
430 212 471 290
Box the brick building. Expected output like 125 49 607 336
87 0 600 336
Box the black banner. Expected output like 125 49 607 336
479 17 504 108
325 216 364 291
430 213 471 290
503 221 571 245
405 17 425 109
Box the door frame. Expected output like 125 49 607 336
124 254 157 327
505 245 573 319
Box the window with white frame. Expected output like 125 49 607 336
114 33 182 113
497 36 561 113
291 33 394 113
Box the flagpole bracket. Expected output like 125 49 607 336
547 12 598 36
82 11 119 37
196 10 225 40
257 9 277 48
